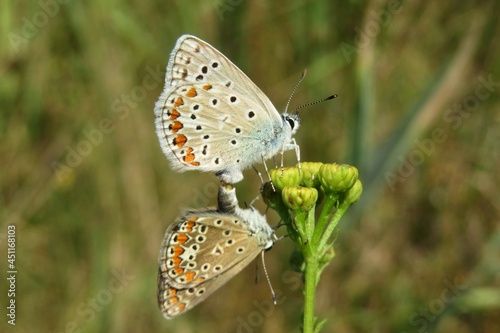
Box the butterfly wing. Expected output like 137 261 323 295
158 252 259 319
158 213 265 290
154 36 288 183
158 212 267 319
155 83 286 179
160 34 281 124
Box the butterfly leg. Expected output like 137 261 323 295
282 139 301 170
272 219 286 230
280 148 285 176
293 138 301 170
261 156 276 192
252 165 265 185
248 166 265 206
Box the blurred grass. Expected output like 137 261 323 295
1 0 500 332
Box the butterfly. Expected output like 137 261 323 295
157 184 276 318
154 35 301 184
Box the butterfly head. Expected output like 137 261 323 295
281 112 301 136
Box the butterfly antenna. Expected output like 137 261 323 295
284 69 308 114
291 94 338 114
261 251 277 304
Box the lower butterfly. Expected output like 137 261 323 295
157 185 276 319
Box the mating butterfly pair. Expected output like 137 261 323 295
154 35 304 319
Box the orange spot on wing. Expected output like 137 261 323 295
172 134 187 148
171 256 181 266
170 296 179 304
184 271 196 283
172 245 184 256
202 84 212 90
174 97 184 107
170 121 184 133
186 87 197 97
169 109 180 120
174 267 184 276
177 303 186 311
183 147 196 163
195 277 205 283
185 218 196 232
176 233 188 244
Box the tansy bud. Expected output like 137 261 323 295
282 186 318 212
319 163 358 194
299 162 323 188
270 167 302 192
343 179 363 205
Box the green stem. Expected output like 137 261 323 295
293 210 309 246
312 193 338 246
304 207 316 243
303 243 318 333
317 200 350 255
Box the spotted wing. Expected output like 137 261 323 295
158 212 265 290
156 34 281 124
158 253 258 319
155 82 283 175
158 212 266 319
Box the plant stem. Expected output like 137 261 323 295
312 193 338 246
303 244 318 333
317 200 349 255
267 164 362 333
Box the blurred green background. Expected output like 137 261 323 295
1 0 499 332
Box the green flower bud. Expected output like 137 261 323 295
282 186 318 212
299 162 323 188
319 163 358 194
343 179 363 205
270 167 302 192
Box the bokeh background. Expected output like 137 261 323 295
1 0 499 332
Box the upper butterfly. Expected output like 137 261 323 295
154 35 300 184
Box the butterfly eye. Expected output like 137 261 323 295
285 116 295 130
